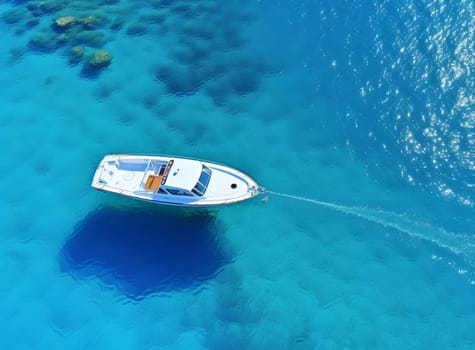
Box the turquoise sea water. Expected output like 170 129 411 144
1 0 475 348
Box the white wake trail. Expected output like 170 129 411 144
266 190 475 264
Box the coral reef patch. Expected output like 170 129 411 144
3 0 116 75
88 50 113 68
67 45 84 65
81 49 113 77
54 15 77 30
3 0 268 94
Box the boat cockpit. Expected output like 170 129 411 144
139 160 212 197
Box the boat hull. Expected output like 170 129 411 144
91 154 260 207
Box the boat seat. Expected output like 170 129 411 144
144 175 163 190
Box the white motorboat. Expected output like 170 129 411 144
91 154 261 206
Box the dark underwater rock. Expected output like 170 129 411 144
26 17 40 28
2 8 28 24
169 2 192 16
151 0 174 9
54 14 107 32
27 0 63 16
204 79 231 106
15 25 28 35
220 25 244 50
80 14 108 29
126 23 148 36
3 8 38 35
95 81 119 100
200 60 228 81
68 46 85 65
9 46 26 63
71 30 107 47
87 50 112 69
110 17 124 31
195 2 219 14
81 50 113 78
228 68 261 95
29 31 62 52
81 15 98 29
179 22 214 40
54 16 77 31
143 94 157 109
155 64 202 95
171 39 210 65
139 12 167 24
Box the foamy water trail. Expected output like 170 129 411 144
267 190 475 265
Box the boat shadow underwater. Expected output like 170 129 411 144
60 206 232 300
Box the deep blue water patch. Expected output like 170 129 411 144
60 206 232 300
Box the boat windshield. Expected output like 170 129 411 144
192 165 212 196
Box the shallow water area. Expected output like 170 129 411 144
1 0 475 349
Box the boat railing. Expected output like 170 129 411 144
117 153 238 170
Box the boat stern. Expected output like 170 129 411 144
91 155 112 190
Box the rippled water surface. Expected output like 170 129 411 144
1 0 475 349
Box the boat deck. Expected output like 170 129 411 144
98 162 146 191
